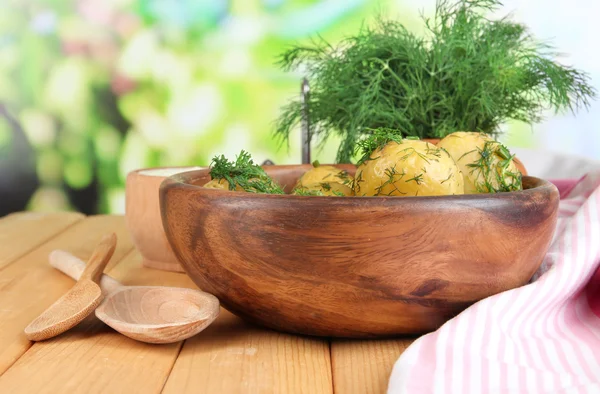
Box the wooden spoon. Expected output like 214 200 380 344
48 250 220 344
24 233 117 341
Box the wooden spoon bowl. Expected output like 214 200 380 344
49 251 220 344
160 166 559 338
95 286 219 344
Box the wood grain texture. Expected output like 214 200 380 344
0 212 420 393
162 309 333 394
50 250 219 344
0 247 196 394
24 234 117 341
161 167 559 338
96 286 219 344
49 250 123 294
0 215 132 375
331 339 415 394
0 212 84 270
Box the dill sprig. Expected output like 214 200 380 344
293 180 350 197
356 127 403 165
274 0 596 163
209 150 285 194
373 166 407 196
355 127 423 165
466 140 522 192
293 188 325 196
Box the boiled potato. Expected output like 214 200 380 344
295 164 352 189
204 176 283 193
354 139 464 196
294 181 354 196
203 178 245 191
437 131 521 193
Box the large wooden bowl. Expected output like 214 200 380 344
159 165 559 338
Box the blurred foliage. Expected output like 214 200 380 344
0 0 540 214
1 0 404 213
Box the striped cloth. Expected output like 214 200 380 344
388 172 600 394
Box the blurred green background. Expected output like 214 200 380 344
1 0 598 215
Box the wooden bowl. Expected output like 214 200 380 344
125 167 204 272
159 165 559 338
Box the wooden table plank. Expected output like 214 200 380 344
0 249 196 394
330 339 416 394
0 212 419 393
0 212 84 271
162 311 333 394
0 215 133 375
1 206 334 394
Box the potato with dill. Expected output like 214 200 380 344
295 162 352 188
437 132 522 194
203 150 284 194
203 178 245 191
294 182 354 197
292 162 354 196
353 130 464 197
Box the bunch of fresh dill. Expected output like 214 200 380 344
274 0 596 163
209 150 285 194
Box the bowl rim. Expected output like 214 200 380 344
127 165 207 178
160 164 557 202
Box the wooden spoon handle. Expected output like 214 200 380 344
79 233 117 283
49 250 122 294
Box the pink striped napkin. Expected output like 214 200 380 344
388 172 600 394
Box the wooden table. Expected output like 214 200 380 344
0 212 416 393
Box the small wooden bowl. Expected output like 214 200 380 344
159 165 558 338
125 167 204 272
